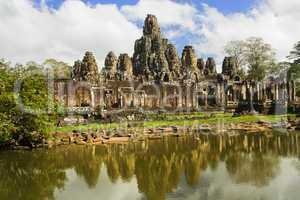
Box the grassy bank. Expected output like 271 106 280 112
55 113 298 133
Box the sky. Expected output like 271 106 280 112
1 0 300 71
34 0 255 13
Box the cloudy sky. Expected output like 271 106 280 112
1 0 300 70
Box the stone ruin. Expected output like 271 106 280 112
71 51 98 82
117 54 133 81
102 51 117 80
56 14 297 113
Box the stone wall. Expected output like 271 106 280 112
55 15 298 114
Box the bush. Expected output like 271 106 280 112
0 113 14 144
0 61 54 147
0 92 51 146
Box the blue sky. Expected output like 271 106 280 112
35 0 256 14
32 0 258 60
2 0 298 67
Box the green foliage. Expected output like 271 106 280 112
264 42 300 86
286 41 300 97
287 63 300 80
244 37 276 81
44 58 71 79
224 37 276 81
237 68 246 80
0 60 53 147
57 113 296 134
288 41 300 64
224 40 246 70
0 113 14 144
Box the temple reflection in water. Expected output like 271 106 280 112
1 132 300 200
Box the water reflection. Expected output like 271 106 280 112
0 132 300 200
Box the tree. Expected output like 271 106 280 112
224 37 276 81
0 61 54 147
224 40 246 70
0 60 16 144
288 41 300 64
287 41 300 97
43 58 71 79
244 37 276 81
288 41 300 78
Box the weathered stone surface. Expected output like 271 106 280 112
205 57 217 76
181 46 199 81
83 51 98 74
117 53 133 80
72 51 98 81
165 44 181 80
72 60 83 81
143 14 161 39
103 51 117 80
58 14 297 116
132 14 174 82
182 46 197 71
197 58 205 75
153 49 170 81
133 36 151 78
222 56 237 78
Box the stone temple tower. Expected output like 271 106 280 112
72 51 98 82
102 51 118 80
132 14 180 82
143 14 161 39
117 53 133 80
181 46 201 81
222 56 238 79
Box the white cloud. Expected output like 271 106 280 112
121 0 198 32
196 0 300 69
165 29 185 40
0 0 141 66
0 0 299 73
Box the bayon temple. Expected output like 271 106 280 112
54 15 298 113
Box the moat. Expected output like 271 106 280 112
1 131 300 200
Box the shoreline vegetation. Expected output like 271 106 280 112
6 113 300 150
1 37 300 150
1 59 299 150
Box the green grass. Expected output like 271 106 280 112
55 113 298 133
147 112 207 120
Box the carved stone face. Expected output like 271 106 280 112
165 45 180 75
205 57 216 74
117 54 133 77
197 59 205 75
72 51 98 81
105 52 117 72
222 56 237 77
181 46 197 72
143 14 160 37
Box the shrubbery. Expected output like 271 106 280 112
0 60 54 147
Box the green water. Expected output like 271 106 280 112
1 132 300 200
